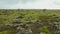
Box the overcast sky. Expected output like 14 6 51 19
0 0 60 9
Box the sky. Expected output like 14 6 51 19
0 0 60 9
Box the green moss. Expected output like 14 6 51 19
0 10 60 34
41 28 51 34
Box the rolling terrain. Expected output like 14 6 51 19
0 9 60 34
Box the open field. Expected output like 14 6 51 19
0 9 60 34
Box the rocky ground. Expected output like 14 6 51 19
0 9 60 34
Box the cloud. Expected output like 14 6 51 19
0 0 19 9
0 0 60 9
